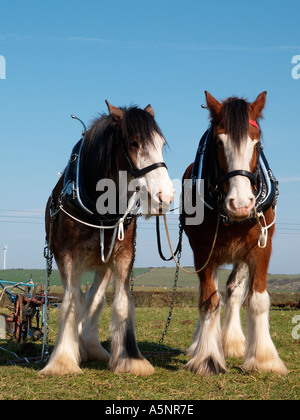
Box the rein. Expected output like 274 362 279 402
156 216 181 261
161 213 221 274
160 204 276 276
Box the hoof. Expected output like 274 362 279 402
184 356 227 376
222 335 246 359
110 357 154 377
39 354 82 377
84 343 110 364
243 356 288 375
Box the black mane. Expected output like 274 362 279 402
221 97 250 150
122 106 163 148
80 105 164 200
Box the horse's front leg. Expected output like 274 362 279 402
109 248 154 377
81 266 112 363
243 257 288 375
222 263 248 358
185 266 227 376
40 254 85 376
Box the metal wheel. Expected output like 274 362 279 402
13 295 23 342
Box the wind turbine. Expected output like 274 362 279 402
3 245 7 270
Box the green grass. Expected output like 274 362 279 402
0 306 299 400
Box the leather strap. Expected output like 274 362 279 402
120 141 167 178
219 169 257 185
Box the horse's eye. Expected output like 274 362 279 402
217 139 223 147
130 141 139 148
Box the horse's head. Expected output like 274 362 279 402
106 101 175 215
205 91 266 221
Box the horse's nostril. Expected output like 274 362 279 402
228 199 236 213
227 198 255 218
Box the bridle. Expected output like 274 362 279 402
216 119 261 189
217 144 262 188
119 136 167 179
156 118 276 271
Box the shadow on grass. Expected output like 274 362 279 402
82 339 186 373
0 339 50 371
0 339 186 373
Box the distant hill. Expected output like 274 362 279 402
0 267 299 292
0 268 150 288
131 268 300 292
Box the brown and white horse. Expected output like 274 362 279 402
181 91 287 376
40 102 174 376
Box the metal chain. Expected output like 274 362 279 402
41 243 52 361
158 223 183 347
130 219 138 303
41 210 56 362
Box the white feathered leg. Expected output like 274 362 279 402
243 291 288 375
81 267 112 363
40 255 84 376
222 263 248 358
185 267 227 376
109 262 154 377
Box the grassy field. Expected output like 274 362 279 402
0 305 299 400
0 267 299 400
0 268 150 288
1 267 299 292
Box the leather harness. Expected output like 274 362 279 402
190 126 279 223
57 134 167 227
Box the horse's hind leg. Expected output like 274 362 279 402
81 267 111 363
39 255 85 376
243 260 288 375
185 266 227 376
109 258 154 377
222 263 247 358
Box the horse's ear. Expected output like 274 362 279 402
204 91 222 122
105 100 124 122
250 91 267 120
144 104 155 117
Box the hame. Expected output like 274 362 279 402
0 55 6 79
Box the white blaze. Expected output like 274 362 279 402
219 133 257 216
135 133 174 214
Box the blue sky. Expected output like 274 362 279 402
0 0 299 273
